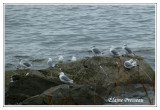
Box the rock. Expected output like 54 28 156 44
12 75 21 81
22 84 106 105
5 75 61 105
5 56 155 105
56 56 155 95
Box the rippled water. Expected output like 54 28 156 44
5 4 155 71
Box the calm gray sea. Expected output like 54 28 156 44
5 4 155 71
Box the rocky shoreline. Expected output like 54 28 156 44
5 56 155 105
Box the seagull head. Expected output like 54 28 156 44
59 55 63 58
71 56 76 61
123 44 127 47
19 58 23 62
90 45 95 49
59 72 64 76
109 45 114 49
58 55 63 61
128 59 134 63
48 58 52 61
132 61 137 66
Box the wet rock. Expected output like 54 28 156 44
5 75 61 105
5 56 155 105
22 84 106 105
12 75 21 81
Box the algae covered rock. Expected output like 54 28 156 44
56 56 155 95
5 74 61 104
22 84 106 105
5 56 155 105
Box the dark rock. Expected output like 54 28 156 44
12 74 21 81
22 84 106 105
5 56 155 105
5 75 61 105
5 93 30 105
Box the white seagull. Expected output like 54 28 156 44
10 76 14 83
122 44 135 56
124 59 137 69
25 73 30 76
47 58 54 67
19 59 32 69
109 45 121 56
59 72 73 84
15 64 21 70
58 55 63 63
90 46 101 56
71 56 77 61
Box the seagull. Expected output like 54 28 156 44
58 55 63 63
15 64 21 70
10 76 14 83
131 60 137 66
127 59 133 63
59 72 73 84
124 59 137 69
90 46 101 56
47 58 54 67
19 59 32 69
25 73 30 76
71 56 76 61
122 44 135 56
109 45 121 57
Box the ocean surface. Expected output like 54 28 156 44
5 4 155 71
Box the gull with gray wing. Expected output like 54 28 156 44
122 44 135 56
124 59 137 69
59 72 73 84
47 58 54 67
90 46 101 56
109 45 121 57
71 56 77 61
58 55 63 63
19 59 32 69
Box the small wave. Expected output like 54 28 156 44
29 59 46 62
14 55 30 58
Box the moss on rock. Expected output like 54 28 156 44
5 56 155 105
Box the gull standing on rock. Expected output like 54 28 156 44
15 64 21 70
58 55 63 63
124 59 137 69
59 72 73 84
25 73 30 76
71 56 77 61
90 46 101 56
47 58 54 67
10 76 14 83
109 45 121 57
122 44 135 56
19 59 32 69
